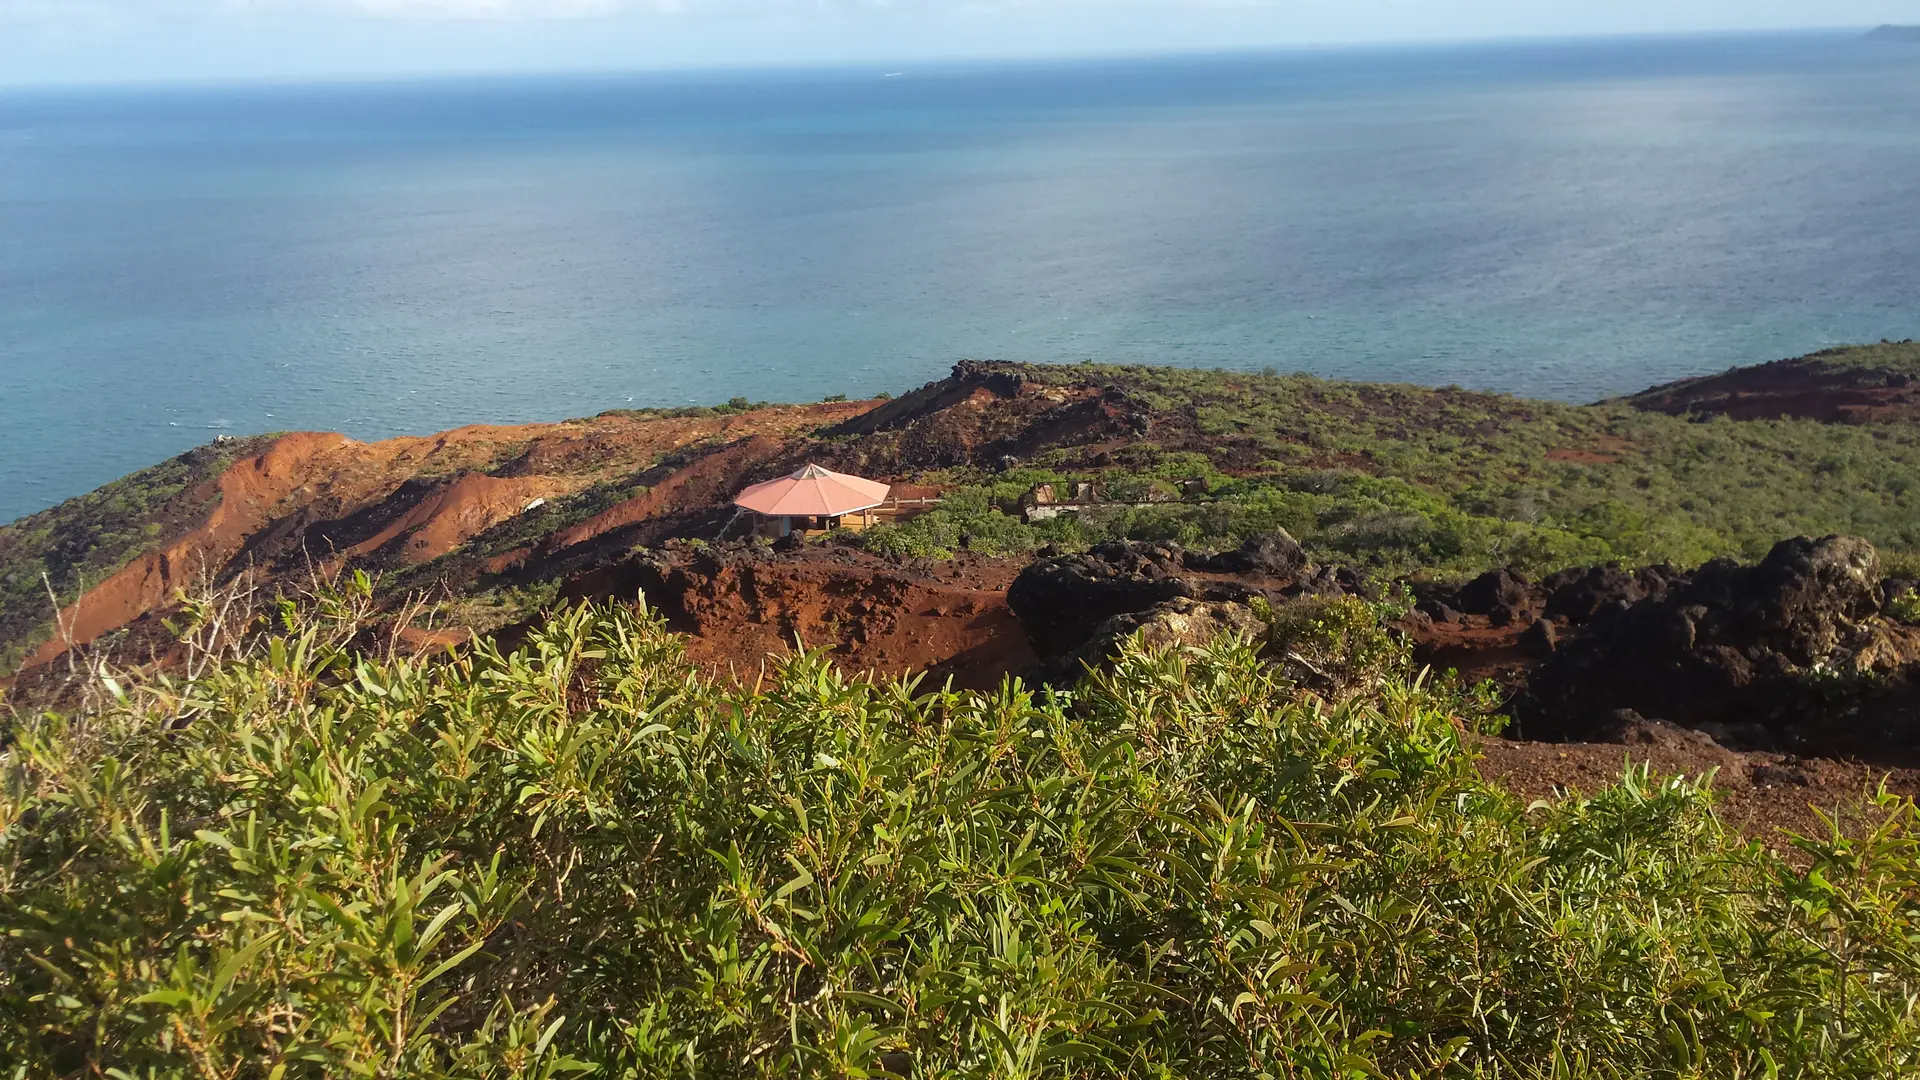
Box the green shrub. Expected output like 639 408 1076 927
1883 550 1920 578
853 521 948 559
5 602 1920 1076
1257 593 1409 700
1097 471 1184 504
856 487 1045 559
1003 359 1920 576
1889 587 1920 626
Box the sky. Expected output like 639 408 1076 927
0 0 1913 85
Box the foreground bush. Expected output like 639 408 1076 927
3 603 1919 1077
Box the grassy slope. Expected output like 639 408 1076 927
870 353 1920 576
1742 339 1920 380
1118 359 1920 560
0 436 277 672
1799 339 1920 375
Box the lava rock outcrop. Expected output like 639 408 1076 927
1415 563 1686 633
1007 530 1345 677
1037 598 1270 685
1008 542 1205 657
1514 535 1920 751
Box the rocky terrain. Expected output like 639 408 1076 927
1002 526 1920 838
6 346 1920 844
1623 339 1920 423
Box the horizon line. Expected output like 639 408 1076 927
0 24 1889 94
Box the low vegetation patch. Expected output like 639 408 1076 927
591 396 779 423
853 357 1920 578
5 598 1919 1076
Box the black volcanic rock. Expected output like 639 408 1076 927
1007 542 1202 657
1515 535 1920 750
1455 568 1530 615
1594 709 1722 751
1035 597 1268 685
1192 529 1312 577
1452 567 1536 626
1008 530 1316 661
1541 564 1683 623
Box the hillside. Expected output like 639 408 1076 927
8 346 1920 1073
6 346 1920 686
1622 340 1920 424
0 400 874 674
0 435 277 673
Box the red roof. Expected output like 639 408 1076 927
733 464 890 518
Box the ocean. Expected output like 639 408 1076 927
3 31 1918 523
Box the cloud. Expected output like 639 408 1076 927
8 0 1903 26
0 0 643 18
4 0 1913 92
343 0 628 16
0 0 1095 24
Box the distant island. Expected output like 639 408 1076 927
1866 25 1920 41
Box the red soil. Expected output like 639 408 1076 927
393 625 476 652
1475 734 1920 850
25 401 883 672
565 549 1035 692
546 436 786 553
1545 432 1632 465
29 431 363 666
1409 619 1535 685
342 472 562 564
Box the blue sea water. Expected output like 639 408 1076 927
3 32 1920 523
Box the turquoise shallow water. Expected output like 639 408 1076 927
3 33 1919 522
